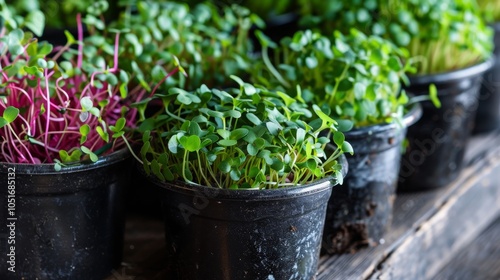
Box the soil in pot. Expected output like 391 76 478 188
0 151 130 280
399 59 493 191
322 104 421 255
473 22 500 134
149 161 346 280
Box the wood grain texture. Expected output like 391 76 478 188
433 216 500 280
317 189 445 280
106 216 165 280
317 132 500 280
368 151 500 280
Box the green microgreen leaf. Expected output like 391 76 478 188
0 118 8 129
110 118 126 133
429 84 441 108
80 97 93 112
54 162 62 171
218 139 237 147
3 107 19 123
96 126 109 142
217 129 231 139
168 136 179 154
179 135 201 152
333 131 345 147
246 113 261 125
342 141 354 155
79 124 90 144
59 149 82 163
230 128 249 140
266 122 281 135
81 146 98 162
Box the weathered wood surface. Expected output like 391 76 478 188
369 146 500 279
318 130 500 280
107 217 166 280
433 215 500 280
108 130 500 280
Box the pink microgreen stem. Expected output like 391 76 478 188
0 17 142 164
44 68 51 160
77 13 83 69
149 67 182 97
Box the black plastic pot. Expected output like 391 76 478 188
473 22 500 134
322 104 422 254
264 12 299 42
251 12 299 54
399 59 493 191
38 27 81 47
150 160 347 280
0 150 129 280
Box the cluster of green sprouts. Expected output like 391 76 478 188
139 76 351 189
87 1 261 93
298 0 493 74
253 28 420 128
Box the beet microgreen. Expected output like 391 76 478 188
253 28 412 128
0 17 138 169
139 77 349 189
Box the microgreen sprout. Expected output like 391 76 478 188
253 28 413 128
299 0 493 74
139 77 350 189
0 15 139 169
84 1 261 95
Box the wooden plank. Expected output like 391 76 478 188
433 216 500 280
367 150 500 279
106 216 165 279
317 131 500 280
317 190 445 280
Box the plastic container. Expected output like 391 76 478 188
250 12 299 54
0 150 129 280
322 104 421 254
399 59 493 190
473 22 500 134
150 158 347 280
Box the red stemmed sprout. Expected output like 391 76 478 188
0 15 139 169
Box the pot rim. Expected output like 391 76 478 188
344 102 422 139
0 148 130 175
409 58 494 85
148 155 348 201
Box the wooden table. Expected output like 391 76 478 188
107 130 500 280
